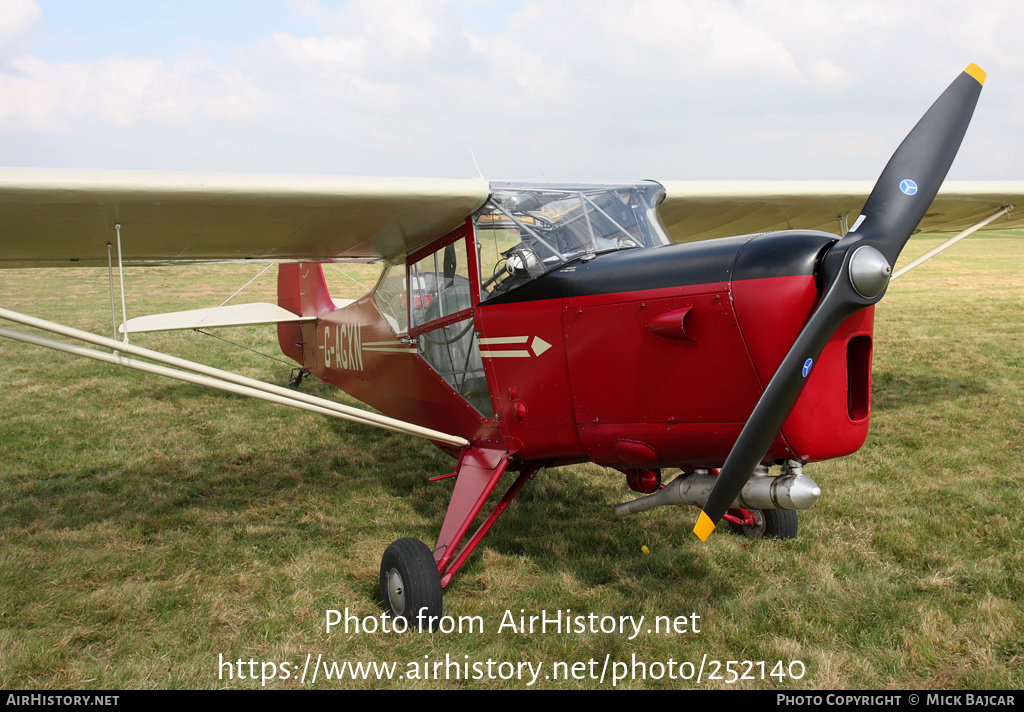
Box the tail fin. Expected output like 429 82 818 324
277 263 333 367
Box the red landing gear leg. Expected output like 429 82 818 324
433 448 539 587
378 448 538 630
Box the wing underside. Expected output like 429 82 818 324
0 169 490 267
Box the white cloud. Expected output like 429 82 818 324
0 0 41 57
0 0 1021 178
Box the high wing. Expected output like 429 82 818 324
0 169 489 267
659 180 1024 241
0 170 1021 270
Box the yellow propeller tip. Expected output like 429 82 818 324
693 511 716 541
965 64 986 86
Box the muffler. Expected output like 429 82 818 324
613 467 821 518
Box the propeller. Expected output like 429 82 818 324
694 64 987 541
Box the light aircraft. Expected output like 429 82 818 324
0 64 1021 630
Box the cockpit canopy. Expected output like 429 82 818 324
475 181 671 300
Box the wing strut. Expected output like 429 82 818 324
891 205 1015 279
0 306 469 448
106 242 118 341
115 222 130 344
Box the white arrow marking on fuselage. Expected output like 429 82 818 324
479 335 552 359
478 336 528 345
531 336 551 357
362 339 416 354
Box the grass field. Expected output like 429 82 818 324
0 233 1021 689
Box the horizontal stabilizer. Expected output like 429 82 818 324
119 300 353 334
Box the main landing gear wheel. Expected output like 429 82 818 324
729 509 798 539
379 537 443 632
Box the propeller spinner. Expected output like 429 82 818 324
694 64 987 541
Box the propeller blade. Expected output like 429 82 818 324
853 63 987 266
694 64 986 541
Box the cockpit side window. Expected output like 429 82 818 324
409 236 471 329
373 264 409 334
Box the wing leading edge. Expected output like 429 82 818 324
658 180 1024 242
0 170 1021 268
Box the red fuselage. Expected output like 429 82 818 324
279 224 873 471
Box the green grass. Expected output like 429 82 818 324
0 236 1022 689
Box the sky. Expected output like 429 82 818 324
1 0 1022 181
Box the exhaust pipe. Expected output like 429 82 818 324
613 467 821 518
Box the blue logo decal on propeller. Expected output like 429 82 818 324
899 179 918 196
802 358 813 377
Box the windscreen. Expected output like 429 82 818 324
474 182 670 301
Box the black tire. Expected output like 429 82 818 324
728 509 798 539
379 538 443 632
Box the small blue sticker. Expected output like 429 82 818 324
802 358 813 377
899 179 919 196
